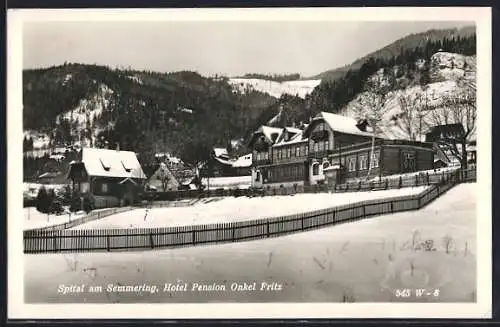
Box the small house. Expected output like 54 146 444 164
146 162 180 191
67 147 147 208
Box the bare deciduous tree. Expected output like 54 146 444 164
394 91 430 141
157 163 172 191
352 72 390 179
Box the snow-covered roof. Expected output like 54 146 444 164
232 153 252 168
284 126 302 134
38 172 60 179
213 156 233 166
307 112 373 137
275 130 308 146
79 147 146 179
259 126 283 142
213 148 229 158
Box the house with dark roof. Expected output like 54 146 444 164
67 147 147 208
249 111 435 191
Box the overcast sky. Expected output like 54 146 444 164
23 20 472 77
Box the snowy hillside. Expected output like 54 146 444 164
229 78 321 99
341 51 476 142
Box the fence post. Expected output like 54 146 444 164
301 215 304 230
415 175 418 186
399 176 402 189
358 181 361 190
267 221 270 237
426 172 430 185
232 226 236 241
385 179 388 190
53 234 57 253
106 235 110 252
149 233 154 249
192 229 196 245
390 201 394 213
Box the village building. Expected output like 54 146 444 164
146 162 181 191
199 147 252 178
249 111 436 191
67 147 147 208
425 123 475 167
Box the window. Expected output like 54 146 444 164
371 151 380 168
319 141 324 152
325 140 329 151
314 143 319 152
100 158 110 171
296 147 300 157
305 146 309 155
101 182 109 193
287 147 291 158
80 182 90 193
257 153 261 161
348 157 356 172
312 163 320 176
255 171 261 182
359 155 368 170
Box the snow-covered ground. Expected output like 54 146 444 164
201 176 252 189
229 78 321 99
72 186 427 230
23 207 112 231
24 183 476 303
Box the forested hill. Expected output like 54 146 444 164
23 65 278 164
304 27 476 116
311 25 476 82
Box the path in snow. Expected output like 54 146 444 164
24 183 476 303
72 186 428 230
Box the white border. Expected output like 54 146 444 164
8 7 492 319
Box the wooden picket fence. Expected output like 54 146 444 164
23 169 465 254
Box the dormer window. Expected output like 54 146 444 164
122 161 132 173
100 158 110 171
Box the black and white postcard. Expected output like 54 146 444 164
7 7 492 319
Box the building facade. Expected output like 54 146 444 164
249 112 436 191
67 147 147 208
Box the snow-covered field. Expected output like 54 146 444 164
24 207 111 231
229 78 321 99
24 183 476 303
72 186 428 230
201 176 252 189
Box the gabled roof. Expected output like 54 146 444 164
213 148 229 158
248 125 283 147
274 130 308 146
78 147 146 179
304 112 373 138
232 153 252 168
